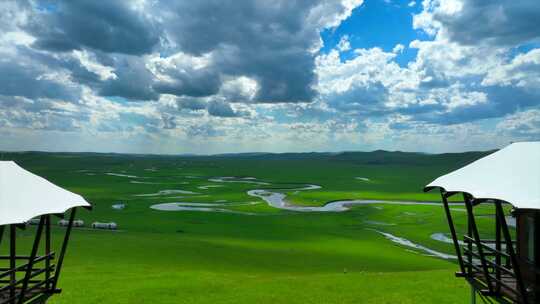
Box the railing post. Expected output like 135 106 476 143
0 226 4 246
467 201 473 277
464 193 493 293
17 216 45 304
10 225 16 304
441 190 465 275
45 215 51 291
495 203 502 295
495 201 528 304
52 208 76 291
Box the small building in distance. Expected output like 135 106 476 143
58 219 84 227
91 222 117 230
425 142 540 304
111 203 126 210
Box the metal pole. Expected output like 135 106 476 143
464 194 493 293
10 225 16 304
495 201 528 304
0 226 5 246
17 216 45 304
52 208 76 290
495 203 501 295
471 286 476 304
45 215 51 291
441 190 465 275
467 200 473 277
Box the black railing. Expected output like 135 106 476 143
0 252 56 304
0 209 80 304
461 236 535 303
437 191 537 304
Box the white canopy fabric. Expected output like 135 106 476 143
425 142 540 210
0 161 90 226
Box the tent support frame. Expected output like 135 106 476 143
10 225 16 304
0 207 79 304
464 193 494 294
0 227 4 247
437 191 530 304
441 190 465 276
17 217 45 304
44 216 50 292
51 208 76 291
495 201 502 296
495 201 528 304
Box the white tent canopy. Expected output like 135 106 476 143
425 142 540 210
0 161 90 226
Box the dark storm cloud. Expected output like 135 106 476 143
27 0 160 55
17 46 158 101
153 69 222 98
98 56 159 101
177 98 207 111
14 44 95 82
158 0 324 103
160 1 312 55
434 0 540 46
1 0 360 104
414 86 540 125
207 101 241 118
325 82 389 115
0 60 76 101
222 47 317 102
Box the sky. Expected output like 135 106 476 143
0 0 539 154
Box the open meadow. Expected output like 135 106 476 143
2 150 503 303
1 1 537 303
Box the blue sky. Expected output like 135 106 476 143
320 0 427 66
0 0 539 154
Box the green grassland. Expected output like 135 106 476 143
0 150 501 303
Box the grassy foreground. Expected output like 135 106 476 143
2 150 495 303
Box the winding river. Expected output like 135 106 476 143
373 230 456 260
150 201 258 215
148 176 451 213
148 176 460 260
246 187 445 212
